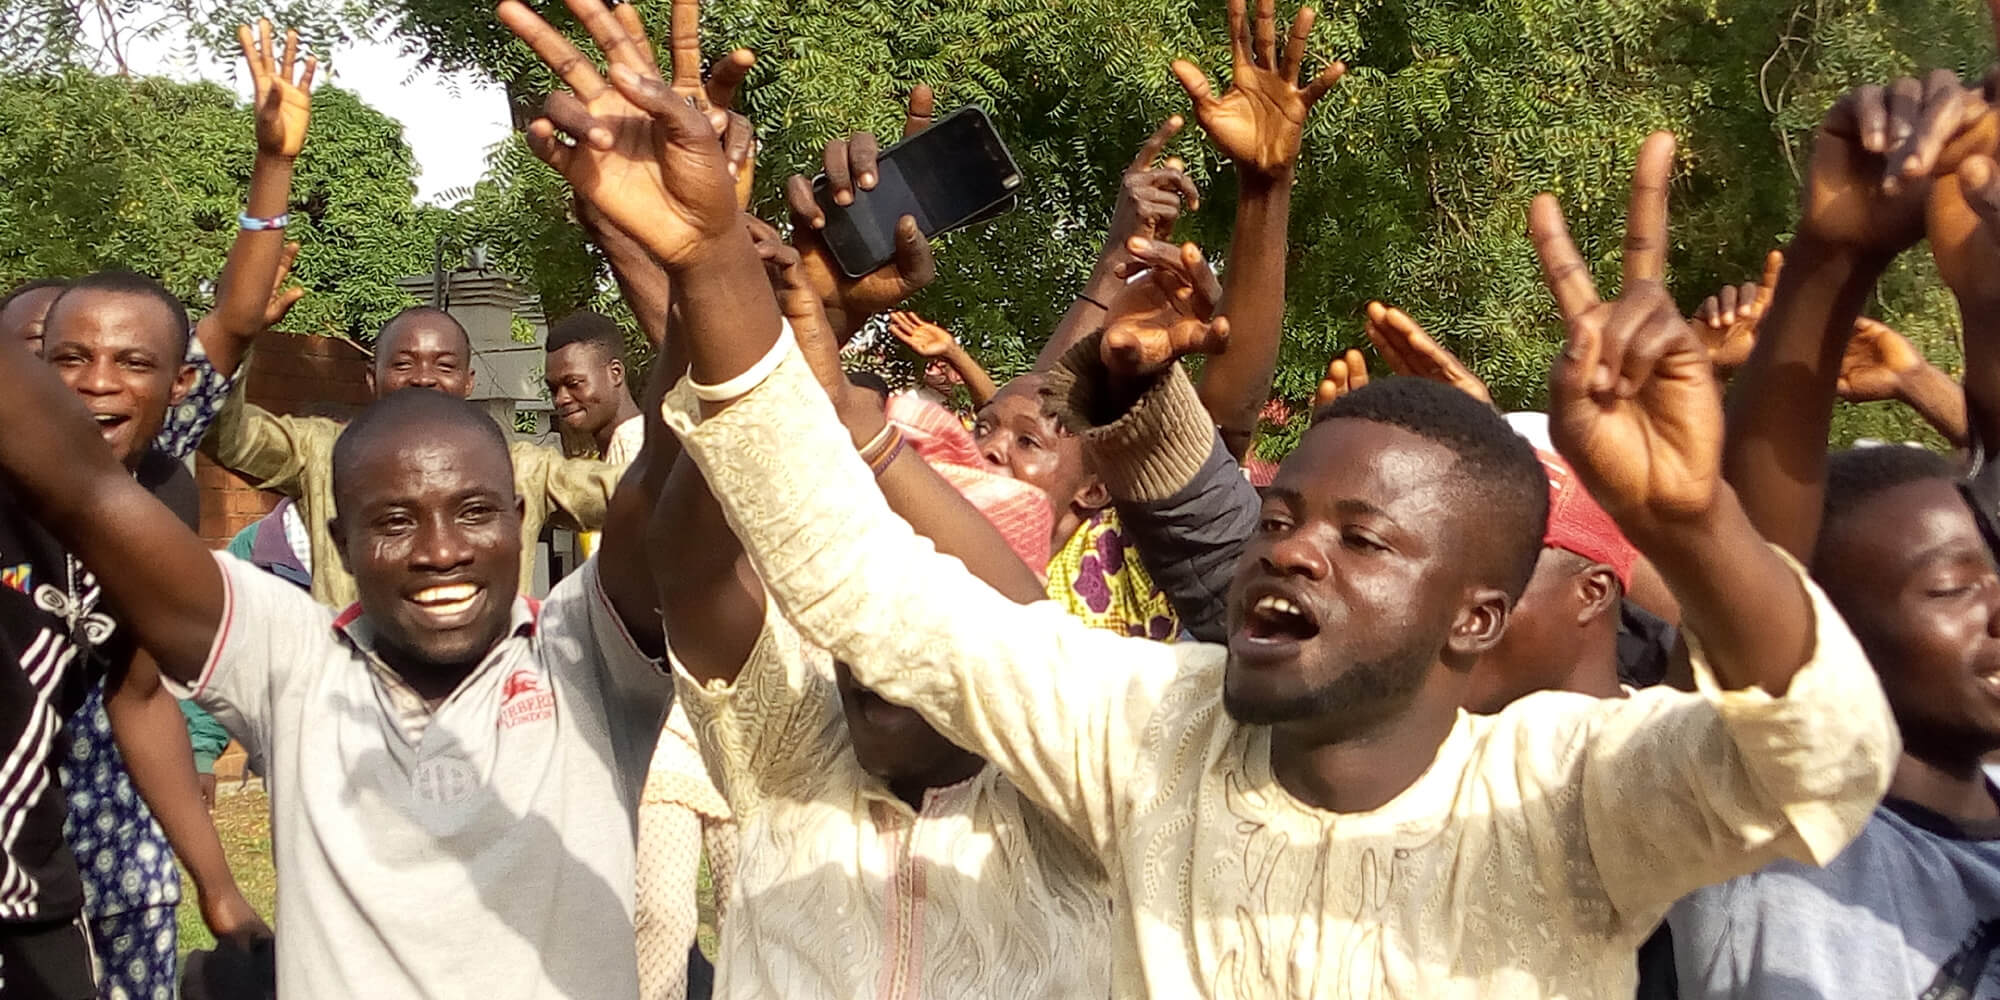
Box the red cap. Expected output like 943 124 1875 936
1536 450 1637 589
888 394 1054 573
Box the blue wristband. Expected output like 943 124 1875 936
238 211 291 231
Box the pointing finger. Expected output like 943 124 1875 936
902 84 935 138
1132 115 1185 170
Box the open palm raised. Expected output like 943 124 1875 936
498 0 749 269
238 19 315 159
1171 0 1345 176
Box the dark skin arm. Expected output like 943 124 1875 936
197 20 314 379
660 219 1044 684
1175 0 1345 459
579 199 674 356
1533 131 1811 694
1035 116 1202 370
0 342 223 683
106 651 269 945
783 88 940 344
1725 73 1978 559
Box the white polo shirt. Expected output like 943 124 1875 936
174 552 672 1000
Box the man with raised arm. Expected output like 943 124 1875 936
1662 70 2000 998
517 0 1897 987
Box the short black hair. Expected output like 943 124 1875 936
44 270 191 357
1815 445 1959 568
331 388 513 516
1311 378 1550 598
378 306 470 355
0 277 70 317
545 310 624 360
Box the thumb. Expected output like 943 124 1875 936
610 64 714 143
891 215 937 287
1170 60 1214 106
1962 154 2000 230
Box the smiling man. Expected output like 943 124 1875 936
0 271 272 999
0 309 677 997
529 37 1896 989
201 306 623 608
544 310 642 465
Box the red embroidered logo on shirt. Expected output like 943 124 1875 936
499 668 554 729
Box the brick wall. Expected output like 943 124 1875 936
197 331 372 548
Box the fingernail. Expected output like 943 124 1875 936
812 216 826 229
859 172 876 188
590 128 614 149
834 192 853 206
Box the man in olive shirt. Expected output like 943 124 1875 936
200 307 621 608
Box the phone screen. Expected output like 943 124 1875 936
815 107 1024 278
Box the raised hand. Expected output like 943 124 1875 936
1836 317 1929 403
1688 250 1781 372
887 311 958 358
745 214 845 397
263 241 305 329
238 20 315 159
1312 348 1369 409
498 0 748 269
785 86 941 340
1929 152 2000 306
1800 71 1982 259
1361 301 1491 404
1533 132 1723 539
1171 0 1345 177
1101 237 1230 382
1111 116 1202 245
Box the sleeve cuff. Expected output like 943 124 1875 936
1041 331 1216 503
1683 545 1901 864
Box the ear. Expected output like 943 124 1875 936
1574 566 1621 625
169 362 196 407
607 358 626 389
1073 475 1110 515
364 367 378 395
1446 587 1512 658
329 515 355 576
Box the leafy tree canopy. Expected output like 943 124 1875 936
0 68 448 342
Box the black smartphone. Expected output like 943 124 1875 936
812 106 1025 278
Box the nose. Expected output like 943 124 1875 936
411 515 475 573
976 431 1007 470
406 366 440 389
76 356 120 396
1259 529 1331 582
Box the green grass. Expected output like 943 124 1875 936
176 784 276 956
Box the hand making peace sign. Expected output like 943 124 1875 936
1532 132 1724 539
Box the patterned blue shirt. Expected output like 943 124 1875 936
60 339 238 917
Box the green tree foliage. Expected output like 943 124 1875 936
395 0 1999 447
0 69 448 342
